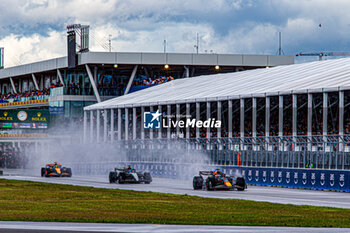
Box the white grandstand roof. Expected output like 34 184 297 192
85 58 350 110
0 52 293 79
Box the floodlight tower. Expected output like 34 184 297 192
194 33 199 54
276 32 284 55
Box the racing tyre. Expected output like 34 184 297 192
144 172 152 184
41 168 45 177
193 176 203 190
109 172 117 183
67 168 72 177
118 174 125 184
236 177 246 191
206 178 214 191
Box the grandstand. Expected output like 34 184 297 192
0 50 292 168
85 57 350 170
0 51 292 137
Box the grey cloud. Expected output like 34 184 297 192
1 0 350 66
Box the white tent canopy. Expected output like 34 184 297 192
85 58 350 110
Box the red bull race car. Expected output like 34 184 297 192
193 169 246 191
109 166 152 184
41 163 72 177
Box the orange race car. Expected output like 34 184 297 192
41 162 72 177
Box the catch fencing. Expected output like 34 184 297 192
117 136 350 170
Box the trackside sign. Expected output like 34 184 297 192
143 110 221 129
0 109 49 123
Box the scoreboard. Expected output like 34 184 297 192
0 109 49 129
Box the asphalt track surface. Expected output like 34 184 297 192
0 221 349 233
1 171 350 232
1 172 350 209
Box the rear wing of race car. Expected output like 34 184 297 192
115 168 136 172
115 168 127 171
46 164 62 167
199 171 213 176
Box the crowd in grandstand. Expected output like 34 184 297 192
0 89 50 102
133 76 174 86
67 82 86 95
58 75 176 97
0 82 63 102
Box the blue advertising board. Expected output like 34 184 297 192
143 163 350 192
217 166 350 192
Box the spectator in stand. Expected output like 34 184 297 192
71 82 76 95
0 87 52 103
134 76 175 87
0 81 63 103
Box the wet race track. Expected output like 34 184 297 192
0 221 349 233
1 170 350 209
2 170 350 232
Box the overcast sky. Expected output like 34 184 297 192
0 0 350 67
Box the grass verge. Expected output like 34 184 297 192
0 178 349 227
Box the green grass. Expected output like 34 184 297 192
0 179 349 227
